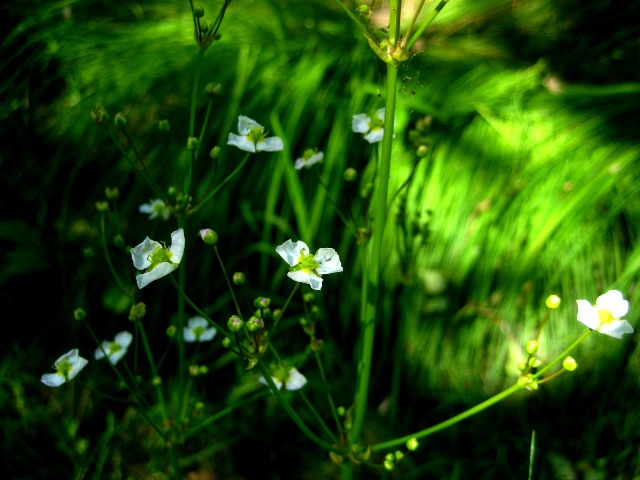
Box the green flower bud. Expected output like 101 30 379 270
254 297 271 309
416 145 429 157
113 234 125 248
563 356 577 371
95 201 109 213
152 376 162 386
300 317 315 336
195 401 204 411
105 187 119 199
528 357 542 368
222 337 233 348
91 104 109 125
189 365 199 376
337 406 346 416
310 338 324 351
358 4 369 14
83 247 95 259
517 362 527 371
546 294 561 309
227 315 244 332
272 309 282 321
360 182 373 198
198 365 209 375
406 438 419 451
525 340 538 354
343 168 358 182
303 292 315 303
129 302 146 321
210 146 220 159
232 271 245 285
73 308 86 321
394 451 404 461
199 228 218 245
187 137 199 151
166 325 177 338
158 119 170 132
246 316 264 333
114 112 127 127
205 82 221 97
194 5 204 17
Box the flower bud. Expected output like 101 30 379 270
129 302 147 321
246 316 264 333
546 294 561 309
232 272 245 285
416 145 429 157
303 292 315 303
199 228 218 245
310 337 324 351
272 309 282 321
406 438 419 451
358 4 370 15
222 337 233 348
205 82 221 97
563 356 577 371
525 340 538 354
105 187 119 199
198 365 209 375
195 401 204 410
73 308 86 321
95 200 109 212
360 182 373 198
517 362 527 371
254 297 271 309
114 112 127 127
210 146 220 159
166 325 177 337
91 104 109 125
394 451 404 461
187 137 199 151
113 234 125 248
158 119 170 132
193 5 204 17
301 317 315 336
189 365 199 376
227 315 244 332
528 357 542 368
152 376 162 386
343 168 358 182
83 247 95 259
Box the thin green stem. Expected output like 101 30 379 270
405 0 450 51
214 245 244 319
389 0 401 48
350 59 399 445
314 350 345 438
403 0 426 45
271 283 300 332
299 390 339 443
176 217 187 428
99 214 132 299
532 329 592 380
136 320 169 423
315 169 360 238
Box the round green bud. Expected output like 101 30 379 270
222 337 233 348
194 5 204 17
113 234 125 248
517 362 527 371
343 168 358 182
152 376 162 386
82 247 95 259
95 201 109 212
232 271 245 285
360 182 373 198
114 112 127 127
254 297 271 309
73 308 86 321
158 119 170 132
205 82 221 97
210 146 221 159
246 316 264 333
337 406 346 416
199 365 209 375
310 338 324 351
525 340 538 354
416 145 429 157
546 294 561 309
528 357 542 368
189 365 199 376
303 292 315 303
199 228 218 245
406 438 419 451
310 305 321 320
195 401 204 411
166 325 177 338
187 137 199 151
227 315 244 332
384 460 394 471
385 453 395 462
129 302 146 321
358 4 369 14
563 356 577 371
272 309 282 321
105 187 119 199
200 21 209 33
394 451 404 461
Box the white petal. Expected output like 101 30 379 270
295 152 323 170
259 375 283 390
237 116 261 135
374 108 386 122
276 240 308 266
136 262 176 289
94 341 110 360
187 317 208 329
597 290 629 318
139 203 154 215
257 136 284 152
199 327 217 342
315 248 343 275
41 373 66 387
294 158 305 170
67 356 89 380
183 328 198 342
576 300 600 330
364 128 384 143
169 229 185 264
599 320 634 339
284 368 307 390
131 237 161 270
307 273 323 290
287 270 313 286
114 331 133 349
227 133 256 152
108 348 128 365
352 113 371 133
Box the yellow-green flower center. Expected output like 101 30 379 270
369 116 384 130
149 246 173 269
108 342 122 355
193 325 206 339
247 126 265 144
57 359 72 377
292 251 320 273
597 307 614 324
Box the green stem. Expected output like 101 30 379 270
405 0 450 51
389 0 401 48
299 390 339 442
403 0 426 45
314 350 345 438
531 329 592 380
271 283 299 332
214 245 244 319
176 217 187 428
136 320 169 423
350 59 399 445
99 214 132 299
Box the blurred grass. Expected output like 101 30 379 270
2 0 640 478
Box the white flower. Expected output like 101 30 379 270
352 108 385 143
131 229 185 289
227 116 284 153
184 316 217 342
576 290 634 339
95 331 133 365
294 149 324 170
41 349 89 387
276 239 343 290
259 367 307 391
139 199 170 221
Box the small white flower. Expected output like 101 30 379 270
184 316 217 342
95 331 133 365
294 149 324 170
352 108 385 143
131 229 185 289
576 290 634 339
41 349 89 387
139 199 170 221
276 239 343 290
259 367 307 391
227 116 284 153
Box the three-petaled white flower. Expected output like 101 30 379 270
41 349 89 387
352 108 385 143
184 316 217 342
259 367 307 391
227 116 284 153
131 229 185 289
276 239 343 291
294 149 324 170
95 331 133 365
576 290 634 339
139 199 171 221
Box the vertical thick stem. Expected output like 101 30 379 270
350 61 399 445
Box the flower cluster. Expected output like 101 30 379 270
41 349 88 387
276 239 342 290
227 116 283 153
352 108 385 143
131 229 185 289
576 290 633 339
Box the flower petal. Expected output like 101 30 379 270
257 136 284 152
315 248 343 275
115 331 133 349
352 113 371 133
284 368 307 390
41 372 66 387
227 132 256 152
597 290 629 318
131 237 161 270
169 229 185 264
287 270 313 286
307 272 323 290
364 128 384 143
276 240 308 267
576 300 600 330
599 320 634 339
136 262 176 289
373 108 386 122
237 116 260 135
259 375 283 390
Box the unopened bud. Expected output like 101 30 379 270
95 201 109 212
563 356 577 371
187 137 199 151
199 228 218 245
158 119 170 132
193 5 204 17
113 234 125 248
210 146 220 159
189 365 199 376
343 168 358 182
129 302 146 321
232 272 245 285
227 315 244 332
91 104 109 125
528 357 542 368
166 325 177 338
416 145 429 157
105 187 119 199
406 438 419 451
152 376 162 386
114 112 127 127
205 83 221 96
246 316 264 333
360 182 373 198
73 308 86 321
254 297 271 309
525 340 538 354
546 294 561 309
222 337 233 348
